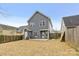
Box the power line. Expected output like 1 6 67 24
0 6 11 17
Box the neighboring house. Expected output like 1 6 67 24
27 11 53 39
0 24 17 35
61 15 79 49
17 25 29 39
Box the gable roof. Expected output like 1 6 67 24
28 11 53 27
0 24 17 30
63 15 79 28
17 25 29 32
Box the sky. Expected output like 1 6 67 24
0 3 79 30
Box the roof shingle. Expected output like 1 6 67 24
63 15 79 27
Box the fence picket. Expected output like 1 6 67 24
0 35 23 43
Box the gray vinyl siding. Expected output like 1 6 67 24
28 13 49 30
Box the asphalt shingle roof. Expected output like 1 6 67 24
17 25 29 32
63 15 79 27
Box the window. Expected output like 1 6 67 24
40 20 45 26
43 21 45 26
29 22 34 27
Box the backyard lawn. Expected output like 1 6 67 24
0 39 78 56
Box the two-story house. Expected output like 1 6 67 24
27 11 53 39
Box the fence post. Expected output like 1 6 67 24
3 36 5 42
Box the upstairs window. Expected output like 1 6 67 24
43 21 45 26
29 22 34 27
40 20 45 26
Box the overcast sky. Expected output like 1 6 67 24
0 3 79 30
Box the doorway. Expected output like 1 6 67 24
24 29 27 39
40 31 48 39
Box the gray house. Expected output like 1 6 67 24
27 11 53 39
61 15 79 49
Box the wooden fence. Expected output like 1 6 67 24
64 26 79 51
49 33 61 39
0 35 23 43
